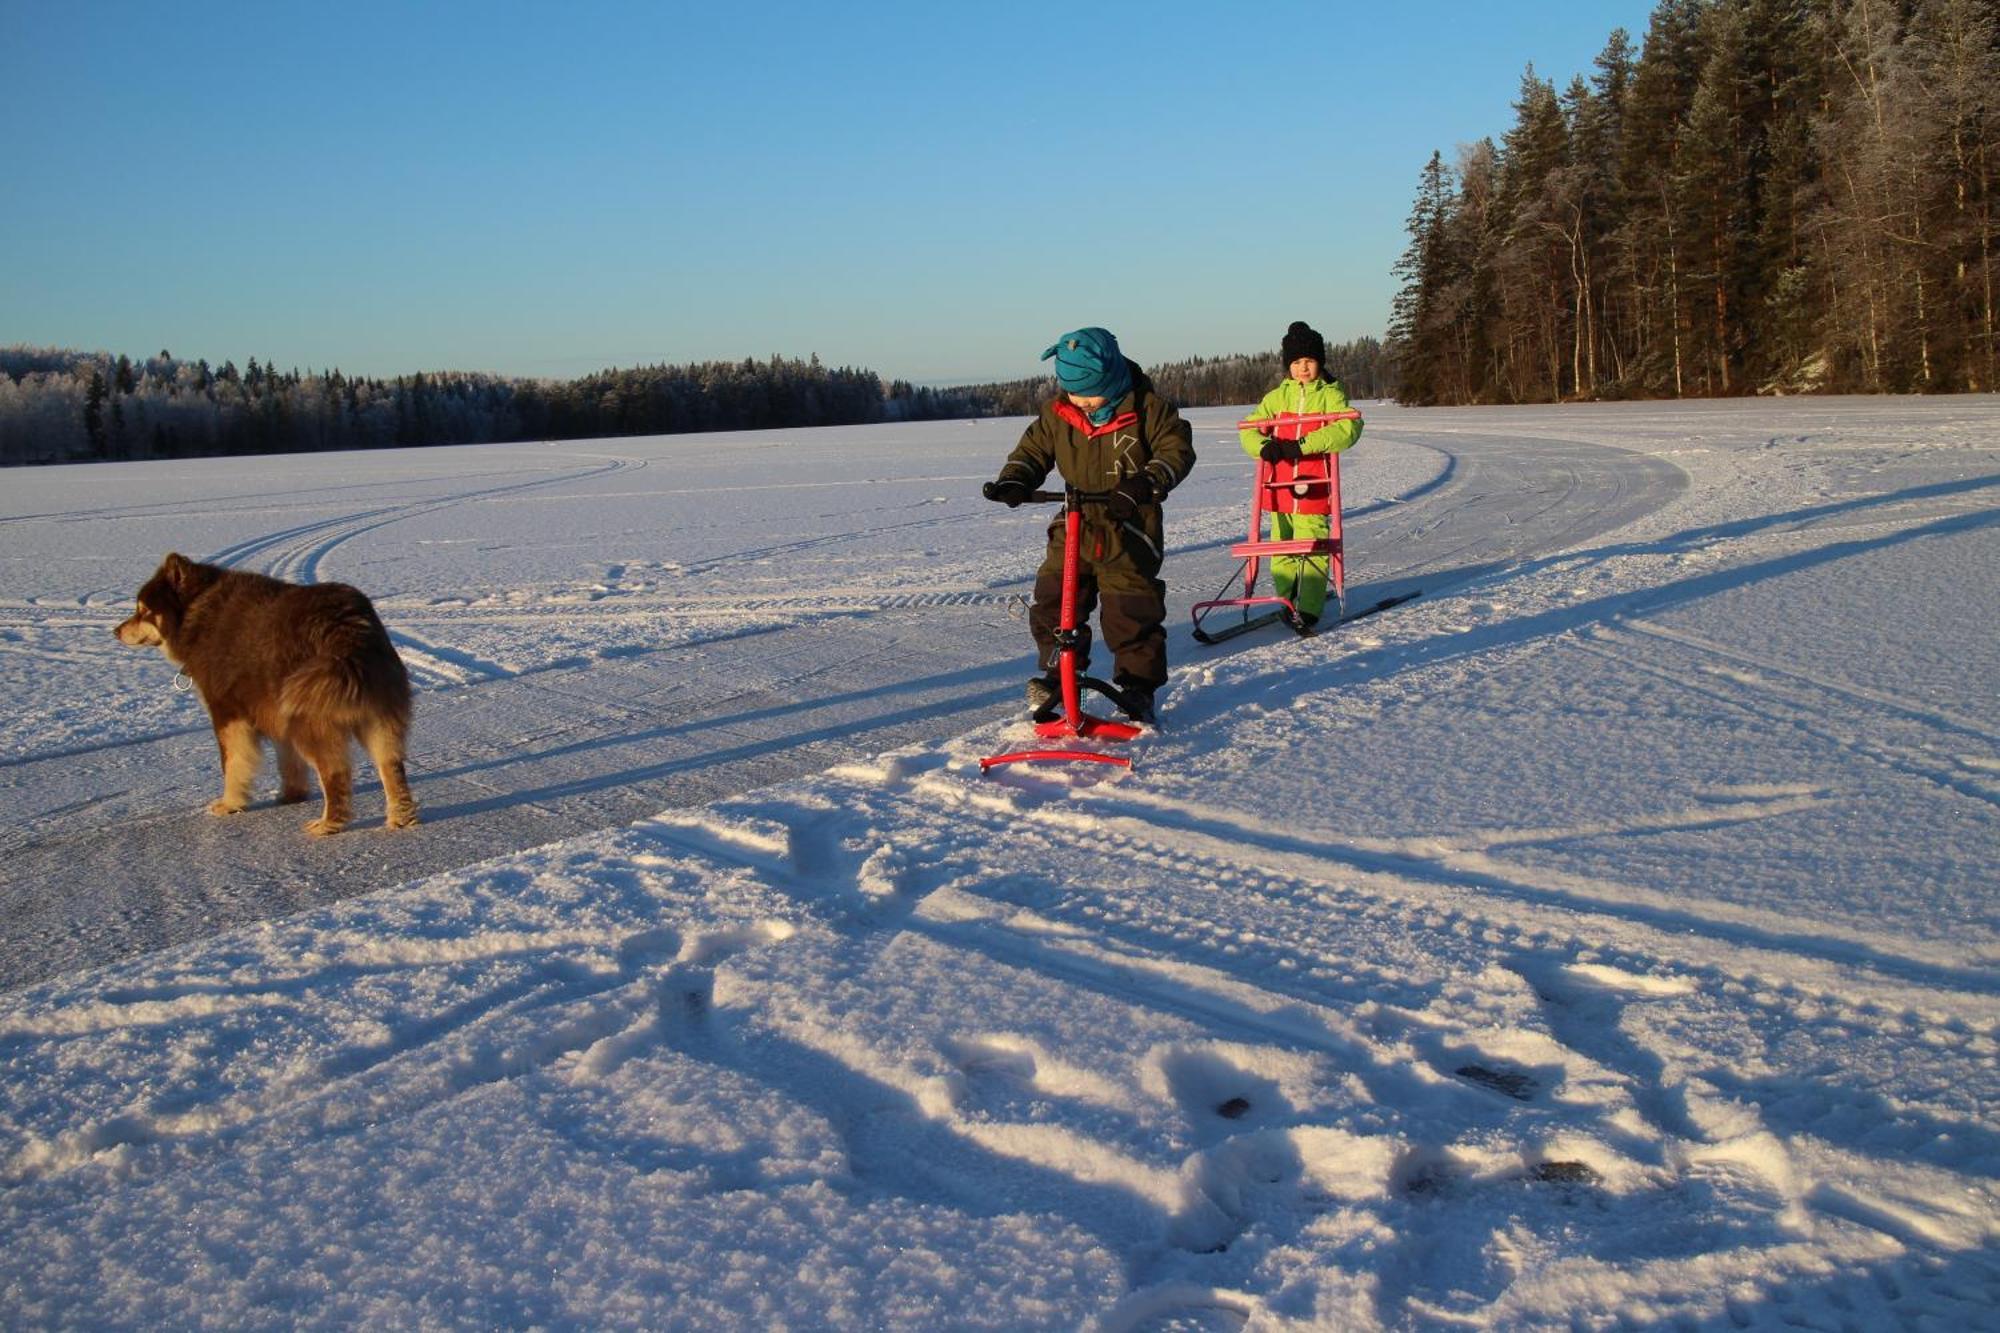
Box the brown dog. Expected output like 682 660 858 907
115 553 419 835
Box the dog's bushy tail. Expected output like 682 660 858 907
279 595 413 731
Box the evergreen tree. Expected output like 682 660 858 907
1384 0 1995 403
1903 0 2000 389
83 369 108 458
1495 66 1572 399
1389 151 1458 404
1616 0 1707 396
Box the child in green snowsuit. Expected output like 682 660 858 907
1237 321 1363 628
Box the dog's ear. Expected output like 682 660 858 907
163 552 196 590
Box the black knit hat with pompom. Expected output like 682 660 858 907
1281 320 1327 368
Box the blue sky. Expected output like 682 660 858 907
3 2 1657 385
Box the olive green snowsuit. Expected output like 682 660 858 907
994 364 1196 690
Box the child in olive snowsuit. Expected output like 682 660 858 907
983 327 1196 722
1238 320 1363 628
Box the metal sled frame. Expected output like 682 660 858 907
1192 414 1356 645
982 489 1141 774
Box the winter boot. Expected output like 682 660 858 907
1025 674 1062 720
1113 677 1157 725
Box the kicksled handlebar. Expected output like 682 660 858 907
1025 489 1114 505
1236 410 1363 432
982 482 1119 506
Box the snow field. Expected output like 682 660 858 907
0 396 1996 1328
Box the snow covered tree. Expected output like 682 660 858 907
1388 151 1458 404
83 368 108 458
1388 0 1994 402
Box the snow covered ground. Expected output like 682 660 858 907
0 396 1995 1329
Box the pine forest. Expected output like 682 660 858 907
1388 0 1998 404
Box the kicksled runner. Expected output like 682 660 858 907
981 488 1146 775
1191 410 1418 645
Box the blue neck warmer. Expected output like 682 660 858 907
1085 361 1132 425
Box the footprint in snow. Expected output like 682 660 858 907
1455 1063 1541 1101
944 1035 1038 1087
1153 1045 1291 1148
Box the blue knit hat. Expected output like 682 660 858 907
1041 327 1131 402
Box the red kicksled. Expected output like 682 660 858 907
1191 411 1362 644
981 488 1142 774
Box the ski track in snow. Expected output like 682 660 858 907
1579 618 2000 811
0 400 1995 1328
3 745 1994 1326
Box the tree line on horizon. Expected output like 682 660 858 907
1388 0 1997 404
0 336 1387 467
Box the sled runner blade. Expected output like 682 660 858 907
1343 591 1421 623
1193 592 1419 645
1191 609 1288 645
980 749 1133 773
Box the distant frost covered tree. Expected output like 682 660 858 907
1386 0 1999 403
1 336 1402 466
0 346 995 465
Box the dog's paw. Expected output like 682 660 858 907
304 817 347 837
207 799 247 817
386 805 421 829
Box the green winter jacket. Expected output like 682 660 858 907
1238 376 1363 458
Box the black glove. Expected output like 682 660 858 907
1107 475 1154 521
982 479 1030 507
1259 438 1304 465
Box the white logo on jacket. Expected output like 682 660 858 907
1111 432 1142 477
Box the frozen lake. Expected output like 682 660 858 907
0 395 1994 1329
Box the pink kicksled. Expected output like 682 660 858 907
1191 411 1361 644
981 488 1142 774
